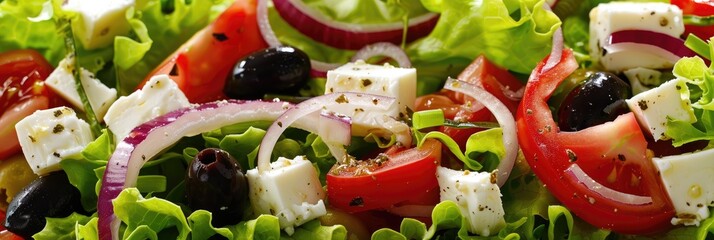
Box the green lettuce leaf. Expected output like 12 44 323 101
114 188 190 239
301 0 428 24
113 0 214 95
547 206 610 240
465 128 506 172
407 0 561 94
33 212 94 240
665 55 714 146
216 126 267 170
0 0 220 95
287 219 347 240
187 210 234 240
76 217 99 240
0 0 65 65
61 129 115 211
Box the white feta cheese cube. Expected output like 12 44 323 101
436 167 505 236
626 78 695 140
15 107 93 175
589 2 684 71
653 148 714 226
63 0 134 50
45 57 117 121
325 61 416 136
103 75 190 143
623 67 665 95
246 156 326 235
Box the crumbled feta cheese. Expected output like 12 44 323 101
103 75 190 143
45 57 117 121
15 107 93 175
325 61 416 136
653 148 714 226
623 67 666 95
63 0 135 49
626 78 695 141
436 167 505 236
246 156 326 235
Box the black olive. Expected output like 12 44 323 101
558 72 632 131
224 46 311 100
186 148 249 226
5 171 84 239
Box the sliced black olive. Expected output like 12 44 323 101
186 148 249 226
558 72 632 131
224 46 311 100
5 171 84 239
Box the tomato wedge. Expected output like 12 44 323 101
326 139 442 213
0 50 60 160
516 48 675 234
415 56 523 149
142 0 268 103
672 0 714 39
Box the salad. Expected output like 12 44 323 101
2 0 714 239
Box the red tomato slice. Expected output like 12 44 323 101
326 139 442 213
0 50 59 160
0 97 49 162
0 230 21 240
142 0 268 103
672 0 714 39
415 55 523 150
516 48 674 234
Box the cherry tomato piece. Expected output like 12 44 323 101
142 0 268 103
0 50 60 160
517 48 675 234
671 0 714 39
326 139 442 213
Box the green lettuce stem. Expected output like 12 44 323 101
60 19 102 137
684 15 714 27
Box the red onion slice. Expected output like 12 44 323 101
443 78 518 187
319 111 352 145
605 30 699 63
257 92 404 172
565 164 652 205
540 1 563 73
272 0 439 50
351 42 412 68
543 27 563 73
319 111 352 161
97 100 294 240
257 0 342 73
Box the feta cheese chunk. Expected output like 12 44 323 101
626 78 695 140
103 75 190 143
436 167 505 236
63 0 135 49
246 156 326 235
589 2 684 71
653 148 714 226
325 61 416 136
45 57 117 120
15 107 93 175
623 67 666 95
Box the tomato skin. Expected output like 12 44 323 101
0 97 49 162
143 0 268 103
326 139 442 213
516 49 675 234
0 230 21 240
0 50 59 161
415 56 523 149
671 0 714 39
